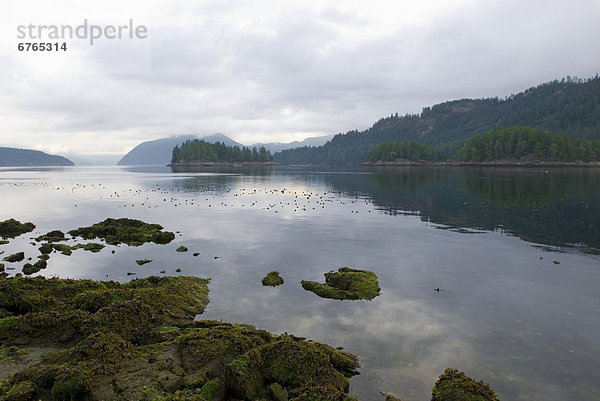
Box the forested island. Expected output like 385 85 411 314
170 140 274 165
274 76 600 165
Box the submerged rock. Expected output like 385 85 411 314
0 275 359 401
21 260 47 275
72 243 104 253
261 271 284 287
68 218 175 246
301 267 381 300
0 219 35 239
431 368 499 401
35 230 67 242
3 252 25 263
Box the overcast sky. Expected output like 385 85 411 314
0 0 599 156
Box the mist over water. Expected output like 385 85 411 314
1 165 599 401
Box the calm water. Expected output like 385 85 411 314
1 165 599 401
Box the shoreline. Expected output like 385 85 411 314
168 161 277 167
361 160 600 167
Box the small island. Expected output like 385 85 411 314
170 140 275 166
301 267 381 301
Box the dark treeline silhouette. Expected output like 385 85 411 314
274 76 600 164
172 140 273 163
458 126 600 162
365 141 445 162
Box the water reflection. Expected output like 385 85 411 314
1 166 598 401
326 167 600 253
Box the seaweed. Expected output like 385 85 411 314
431 368 499 401
3 252 25 263
68 218 175 246
22 261 47 276
301 267 381 300
261 271 284 287
72 243 104 253
0 275 365 401
0 219 35 239
35 231 67 243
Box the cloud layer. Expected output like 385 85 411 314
1 0 599 155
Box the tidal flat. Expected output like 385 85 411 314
0 165 599 401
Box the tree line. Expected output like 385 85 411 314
274 76 600 164
365 141 444 162
172 140 273 163
457 126 600 162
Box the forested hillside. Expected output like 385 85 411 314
365 141 444 163
458 127 600 162
274 76 600 164
0 147 74 166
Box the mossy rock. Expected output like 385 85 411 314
176 246 188 252
431 368 499 401
22 261 46 276
51 244 73 255
35 230 66 242
3 252 25 263
262 271 284 287
0 275 363 401
72 243 104 253
37 244 53 255
199 378 226 401
68 218 175 246
301 267 381 300
0 219 35 240
136 259 152 266
225 334 359 400
3 379 36 401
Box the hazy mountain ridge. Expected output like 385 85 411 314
251 134 335 153
0 147 74 167
274 76 600 164
118 133 334 165
117 134 243 166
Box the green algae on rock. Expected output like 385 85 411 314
431 368 499 401
135 259 152 266
68 218 175 246
0 275 360 401
0 219 35 239
72 243 104 253
176 246 188 252
301 267 381 300
261 271 284 287
3 253 25 263
21 261 47 276
35 231 67 243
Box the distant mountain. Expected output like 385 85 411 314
0 147 74 167
118 133 335 165
117 134 244 165
274 76 600 164
251 134 335 154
